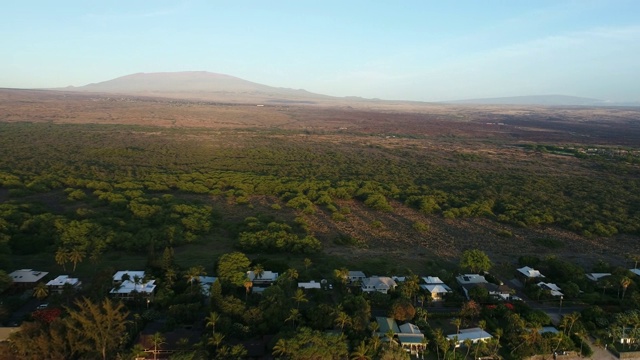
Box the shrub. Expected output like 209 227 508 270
413 221 429 232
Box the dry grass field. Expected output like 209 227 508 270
1 88 640 269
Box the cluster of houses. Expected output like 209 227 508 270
4 264 640 357
516 266 564 298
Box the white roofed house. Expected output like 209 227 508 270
421 276 452 301
398 323 427 355
46 275 81 294
586 273 611 282
247 270 278 286
447 328 493 347
110 271 156 300
8 269 49 291
362 276 397 294
456 274 488 300
537 282 563 297
516 266 545 283
348 271 366 283
298 280 322 290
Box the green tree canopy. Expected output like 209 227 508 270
460 249 492 273
217 252 251 287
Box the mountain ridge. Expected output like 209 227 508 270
48 71 638 107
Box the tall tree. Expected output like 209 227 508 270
350 340 371 360
150 332 166 360
621 276 632 300
335 311 351 332
33 282 49 300
206 311 221 336
55 247 69 271
217 252 251 287
272 338 288 358
69 247 86 272
286 308 301 329
64 297 130 360
460 249 492 273
244 278 253 301
292 288 308 309
184 265 205 292
253 264 264 279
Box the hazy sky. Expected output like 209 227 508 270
2 0 639 101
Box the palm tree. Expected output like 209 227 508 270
272 338 288 358
561 312 581 335
303 258 312 271
493 328 503 355
385 329 396 347
33 282 48 300
69 247 86 272
184 265 205 292
463 338 473 359
369 335 382 353
350 340 371 360
404 273 421 303
55 247 69 271
292 288 308 309
286 268 298 281
150 332 166 360
335 311 351 332
334 268 349 285
369 320 380 336
253 264 264 280
165 267 176 288
243 278 253 301
209 332 225 351
451 318 461 334
286 308 301 328
621 276 632 300
206 311 220 336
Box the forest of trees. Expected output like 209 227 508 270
0 121 639 270
1 119 640 359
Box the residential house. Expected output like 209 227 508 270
110 271 156 300
8 269 48 290
586 273 611 282
46 275 81 294
376 316 400 337
398 323 426 355
537 282 563 297
247 270 278 286
361 276 397 294
456 274 489 300
420 276 451 301
348 271 366 283
298 281 322 290
375 317 426 354
447 328 493 347
516 266 545 283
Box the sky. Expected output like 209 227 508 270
1 0 639 102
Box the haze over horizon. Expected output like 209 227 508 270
2 1 639 102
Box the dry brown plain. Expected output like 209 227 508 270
2 88 640 268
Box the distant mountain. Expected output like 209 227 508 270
444 95 608 106
58 71 333 102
